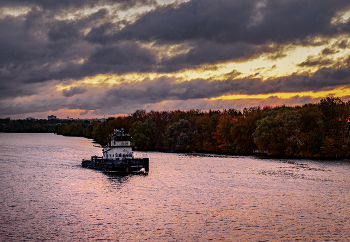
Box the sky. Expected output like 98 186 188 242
1 0 350 119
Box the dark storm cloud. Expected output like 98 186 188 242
0 97 67 116
84 23 116 45
47 21 81 41
337 39 350 49
221 70 242 80
83 0 350 71
2 65 350 117
0 12 84 98
111 0 350 44
157 41 262 72
0 8 151 99
1 0 350 116
321 47 340 55
0 0 157 11
96 65 350 108
81 43 158 74
62 87 86 97
297 56 334 68
2 0 350 78
238 66 350 94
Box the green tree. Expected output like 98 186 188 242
166 119 192 151
130 117 157 150
297 104 324 157
253 109 301 156
230 107 263 154
318 97 349 157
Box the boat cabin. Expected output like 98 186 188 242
102 128 134 160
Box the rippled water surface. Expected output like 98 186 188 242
1 133 350 241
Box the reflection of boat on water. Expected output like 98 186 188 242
82 128 149 173
104 171 148 182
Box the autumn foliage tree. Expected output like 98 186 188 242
215 107 262 154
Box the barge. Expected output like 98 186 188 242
82 128 149 173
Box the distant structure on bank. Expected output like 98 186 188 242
46 115 106 122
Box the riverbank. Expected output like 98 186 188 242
6 97 350 159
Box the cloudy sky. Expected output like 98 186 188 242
1 0 350 119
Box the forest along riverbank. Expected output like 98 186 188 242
53 97 350 159
2 97 350 159
0 133 350 241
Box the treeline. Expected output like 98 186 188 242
55 97 350 159
0 118 57 133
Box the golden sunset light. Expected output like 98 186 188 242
211 86 350 101
1 0 350 119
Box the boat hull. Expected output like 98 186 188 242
82 157 149 173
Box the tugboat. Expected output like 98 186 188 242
82 128 149 173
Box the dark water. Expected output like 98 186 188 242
0 133 349 241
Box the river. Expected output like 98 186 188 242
0 133 349 241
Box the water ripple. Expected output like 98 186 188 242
0 133 349 241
